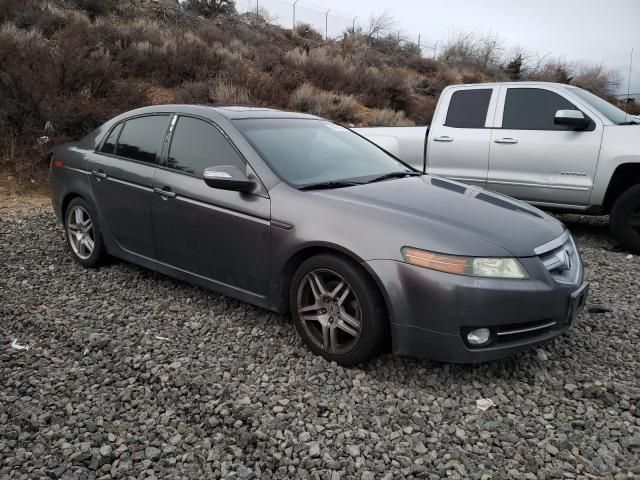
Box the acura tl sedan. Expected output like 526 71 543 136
50 105 588 366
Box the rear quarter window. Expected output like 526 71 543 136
115 115 169 163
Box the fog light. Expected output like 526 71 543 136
467 328 491 346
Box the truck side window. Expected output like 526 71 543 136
502 88 577 130
445 89 492 128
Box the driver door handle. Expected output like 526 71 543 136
154 187 177 199
91 170 107 179
494 137 519 144
433 136 454 142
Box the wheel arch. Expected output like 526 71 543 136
603 163 640 213
61 192 84 221
273 243 392 320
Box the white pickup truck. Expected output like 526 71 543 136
355 82 640 252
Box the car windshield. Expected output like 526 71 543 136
234 119 414 187
567 87 631 124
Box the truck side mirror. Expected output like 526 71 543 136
554 110 590 131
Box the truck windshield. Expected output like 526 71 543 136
234 119 414 188
568 87 631 124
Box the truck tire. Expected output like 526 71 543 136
610 184 640 254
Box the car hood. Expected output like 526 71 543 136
309 176 565 258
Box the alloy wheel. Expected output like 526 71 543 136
296 268 362 355
66 206 95 260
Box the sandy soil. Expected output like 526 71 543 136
0 170 51 219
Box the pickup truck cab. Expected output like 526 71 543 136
355 82 640 252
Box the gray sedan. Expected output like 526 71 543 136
50 105 588 365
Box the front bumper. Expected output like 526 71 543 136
366 257 586 363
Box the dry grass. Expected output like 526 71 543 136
0 0 625 181
367 109 414 127
290 84 362 123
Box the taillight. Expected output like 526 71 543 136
53 160 63 168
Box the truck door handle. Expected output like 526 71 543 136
153 187 177 199
91 170 107 180
433 136 454 142
494 137 519 144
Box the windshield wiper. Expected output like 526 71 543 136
299 180 362 191
366 171 422 184
618 120 640 125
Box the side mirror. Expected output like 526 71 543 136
203 165 255 193
554 110 590 130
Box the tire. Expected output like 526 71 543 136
610 184 640 254
289 253 388 366
64 197 106 268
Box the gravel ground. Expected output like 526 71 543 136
1 206 639 480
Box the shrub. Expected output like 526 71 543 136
210 80 251 105
175 81 210 104
294 22 322 42
367 108 414 127
290 83 362 123
183 0 236 18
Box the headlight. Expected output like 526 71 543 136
402 247 528 279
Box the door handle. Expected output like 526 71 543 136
154 187 177 199
91 170 107 179
494 137 519 144
433 136 454 142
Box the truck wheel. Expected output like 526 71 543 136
290 253 388 367
610 184 640 254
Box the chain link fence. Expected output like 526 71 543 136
236 0 437 57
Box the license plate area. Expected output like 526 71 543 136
567 282 589 326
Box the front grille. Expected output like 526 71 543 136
494 318 557 342
535 232 581 284
461 317 562 349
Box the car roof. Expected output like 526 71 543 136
114 104 323 121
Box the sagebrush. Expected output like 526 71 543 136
0 0 628 179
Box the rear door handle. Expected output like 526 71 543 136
494 137 519 144
91 170 107 179
433 136 454 142
154 187 177 199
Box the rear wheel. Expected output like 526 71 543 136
290 254 388 366
64 197 106 268
610 184 640 254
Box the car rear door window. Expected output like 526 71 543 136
167 116 245 176
101 123 123 155
502 88 577 130
445 89 492 128
115 115 168 163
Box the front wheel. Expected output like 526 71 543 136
610 184 640 254
290 254 388 366
64 197 106 268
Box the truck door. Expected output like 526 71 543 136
487 85 602 207
426 86 498 188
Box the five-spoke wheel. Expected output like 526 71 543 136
66 205 95 260
290 253 387 366
296 269 362 355
64 197 106 267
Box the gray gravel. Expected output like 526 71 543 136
1 210 639 479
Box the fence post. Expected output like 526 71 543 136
293 0 299 30
325 9 330 40
352 16 357 33
417 34 420 48
256 0 258 17
433 41 437 60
